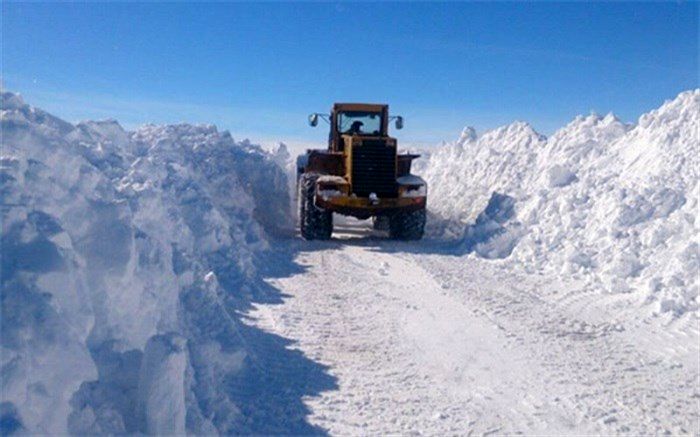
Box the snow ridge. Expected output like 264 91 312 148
423 120 546 226
0 91 301 434
423 89 699 316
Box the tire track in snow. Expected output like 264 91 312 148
412 252 699 435
248 228 698 435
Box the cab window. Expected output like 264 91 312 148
337 111 382 136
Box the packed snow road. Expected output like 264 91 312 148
249 220 699 435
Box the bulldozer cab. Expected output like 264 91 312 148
329 103 388 152
308 103 404 152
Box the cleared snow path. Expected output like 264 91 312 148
249 220 699 435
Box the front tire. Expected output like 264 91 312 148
298 173 333 240
388 208 426 240
372 215 390 231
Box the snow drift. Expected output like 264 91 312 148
0 90 318 434
422 90 699 317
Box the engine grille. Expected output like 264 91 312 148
351 140 398 198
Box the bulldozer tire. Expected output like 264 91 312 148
298 173 333 240
388 208 426 240
372 216 390 231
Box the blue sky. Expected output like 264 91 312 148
2 2 698 151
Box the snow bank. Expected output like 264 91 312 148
1 90 291 433
422 121 546 239
423 90 699 316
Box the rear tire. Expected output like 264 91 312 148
298 173 333 240
389 208 426 240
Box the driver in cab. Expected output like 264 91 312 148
348 120 364 135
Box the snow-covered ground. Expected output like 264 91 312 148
254 221 698 434
2 88 698 435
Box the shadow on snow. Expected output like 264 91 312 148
289 191 522 261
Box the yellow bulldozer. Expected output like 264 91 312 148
296 103 427 240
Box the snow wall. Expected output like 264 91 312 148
422 89 699 317
0 91 334 435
